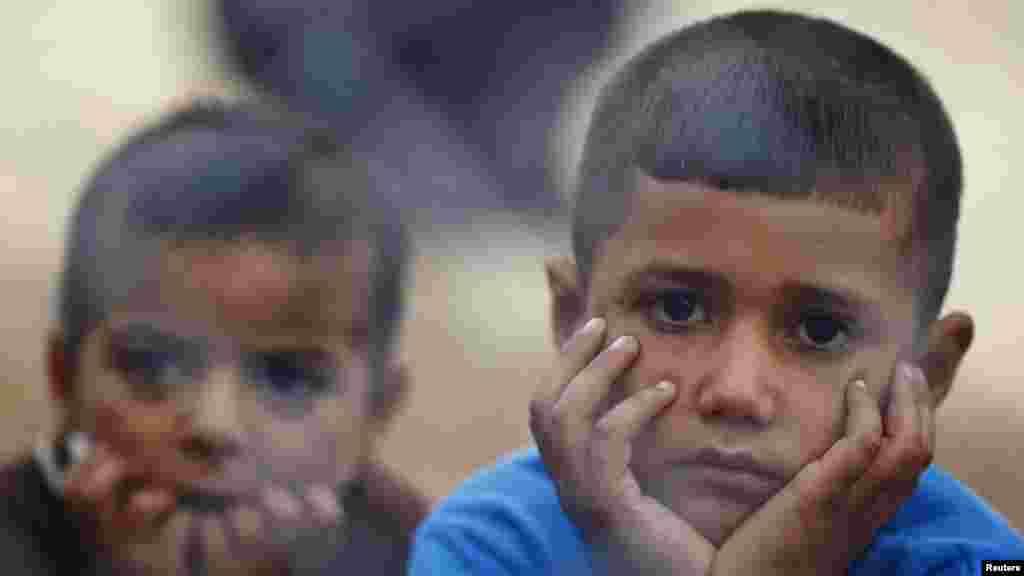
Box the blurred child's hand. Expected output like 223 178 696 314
711 364 932 576
529 317 714 576
61 399 199 550
62 438 177 549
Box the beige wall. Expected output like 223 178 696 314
1 1 1020 533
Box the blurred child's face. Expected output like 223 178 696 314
68 238 383 509
585 174 921 544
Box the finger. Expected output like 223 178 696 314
232 504 266 544
62 450 106 502
128 488 175 517
856 365 932 515
883 363 918 440
808 379 881 497
66 431 93 467
112 487 175 539
555 335 639 421
921 399 936 456
78 448 126 501
262 484 303 523
304 484 344 525
910 362 937 456
221 504 267 562
594 381 677 441
537 317 607 407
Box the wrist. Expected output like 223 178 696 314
586 505 712 576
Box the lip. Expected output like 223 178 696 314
691 448 785 480
677 448 788 498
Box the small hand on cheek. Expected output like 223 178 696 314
710 363 935 576
62 401 346 566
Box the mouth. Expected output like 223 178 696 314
176 481 264 514
177 489 244 514
676 448 788 498
692 448 785 479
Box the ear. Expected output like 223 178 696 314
370 361 408 433
47 331 73 404
545 256 586 350
916 311 974 408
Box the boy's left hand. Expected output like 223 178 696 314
712 363 933 576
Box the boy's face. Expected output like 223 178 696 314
64 238 393 507
578 174 927 544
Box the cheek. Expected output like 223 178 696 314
72 334 135 423
788 377 844 461
244 362 372 484
615 330 710 402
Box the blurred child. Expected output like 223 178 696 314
411 9 1024 575
0 100 425 575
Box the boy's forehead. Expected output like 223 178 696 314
590 174 916 308
113 238 373 345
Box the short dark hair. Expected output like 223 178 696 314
573 9 961 324
59 99 408 379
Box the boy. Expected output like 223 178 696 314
0 100 426 575
411 9 1024 575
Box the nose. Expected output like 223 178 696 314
694 319 777 427
182 364 245 466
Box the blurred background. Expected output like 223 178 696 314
1 0 1020 531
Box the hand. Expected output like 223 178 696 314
63 400 188 550
712 363 933 576
63 399 346 572
529 317 714 576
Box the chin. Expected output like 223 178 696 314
677 493 754 546
640 474 766 547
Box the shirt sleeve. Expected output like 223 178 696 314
408 512 535 576
407 490 562 576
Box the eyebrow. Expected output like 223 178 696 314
107 324 192 348
619 261 884 316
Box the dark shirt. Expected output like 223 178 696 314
0 457 427 575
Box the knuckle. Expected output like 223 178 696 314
591 418 616 441
909 436 933 468
894 435 932 469
791 482 825 524
792 463 828 503
857 430 883 461
528 399 549 426
549 400 572 426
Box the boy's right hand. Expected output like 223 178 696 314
61 399 195 551
62 438 177 549
529 317 714 576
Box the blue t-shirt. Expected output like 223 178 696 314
411 448 1024 575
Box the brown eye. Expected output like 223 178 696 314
244 349 336 399
650 289 707 330
796 313 851 352
108 329 202 401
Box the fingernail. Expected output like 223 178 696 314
655 380 675 394
264 486 302 520
67 432 92 465
580 317 605 335
233 505 264 541
610 335 636 351
900 363 923 383
134 490 172 514
86 460 120 493
851 379 867 391
305 484 343 523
